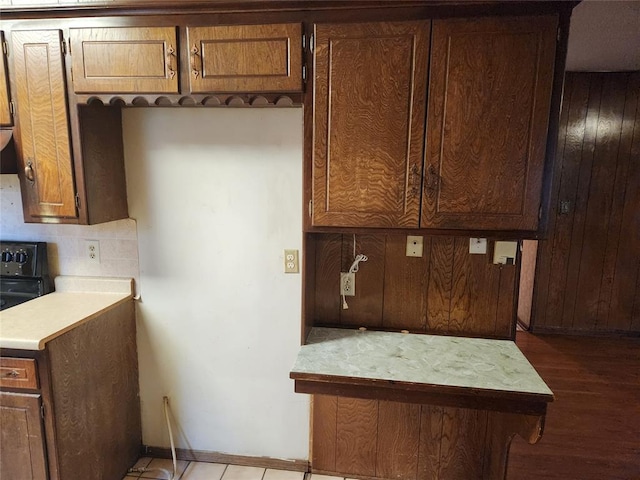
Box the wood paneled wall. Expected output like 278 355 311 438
312 395 539 480
531 72 640 334
307 234 519 340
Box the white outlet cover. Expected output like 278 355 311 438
469 238 487 254
85 240 100 264
406 236 424 257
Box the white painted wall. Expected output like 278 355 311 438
122 108 308 460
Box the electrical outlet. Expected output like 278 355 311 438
340 272 355 296
284 249 299 273
85 240 100 264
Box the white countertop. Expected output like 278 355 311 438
0 276 134 350
291 327 553 398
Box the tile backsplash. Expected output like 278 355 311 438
0 175 140 288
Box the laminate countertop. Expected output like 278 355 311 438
290 327 554 413
0 276 134 351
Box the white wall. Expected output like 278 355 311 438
122 108 308 460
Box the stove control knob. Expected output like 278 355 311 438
15 252 28 264
1 251 12 263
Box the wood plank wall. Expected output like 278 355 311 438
309 234 519 340
531 72 640 334
312 395 536 480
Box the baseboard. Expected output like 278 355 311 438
142 446 309 472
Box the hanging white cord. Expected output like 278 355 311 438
342 232 368 311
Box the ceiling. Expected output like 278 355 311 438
566 0 640 71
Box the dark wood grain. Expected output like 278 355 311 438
12 29 76 221
438 407 487 480
509 332 640 480
187 23 302 93
375 401 420 480
46 300 141 480
335 397 378 476
426 236 454 333
0 392 47 480
309 234 519 339
423 15 557 231
77 105 129 224
417 405 443 480
382 235 429 331
339 234 385 327
311 395 337 472
531 73 640 334
312 21 429 228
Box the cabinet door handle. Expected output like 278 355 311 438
409 164 421 198
4 370 20 378
25 160 35 183
166 44 176 80
190 44 202 79
425 164 440 195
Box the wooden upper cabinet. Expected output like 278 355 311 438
423 15 558 231
0 32 12 127
312 21 430 228
69 27 179 93
12 29 77 220
187 23 302 93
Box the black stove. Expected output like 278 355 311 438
0 241 53 311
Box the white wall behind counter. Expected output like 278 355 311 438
122 108 308 461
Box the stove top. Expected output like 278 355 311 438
0 241 52 311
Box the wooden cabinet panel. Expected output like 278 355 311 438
70 27 178 93
0 357 38 389
12 29 76 220
0 32 12 127
423 15 557 230
187 23 302 93
312 21 429 228
0 392 48 480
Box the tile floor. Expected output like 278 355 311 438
122 459 346 480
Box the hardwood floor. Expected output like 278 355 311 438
508 332 640 480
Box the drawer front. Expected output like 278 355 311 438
0 358 38 389
187 23 303 93
70 27 179 94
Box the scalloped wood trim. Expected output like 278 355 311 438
80 93 301 108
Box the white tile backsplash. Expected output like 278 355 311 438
0 175 140 289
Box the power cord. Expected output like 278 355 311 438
128 397 177 480
342 254 368 310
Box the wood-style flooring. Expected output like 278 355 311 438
508 332 640 480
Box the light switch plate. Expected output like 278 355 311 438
493 241 518 265
406 236 424 257
469 238 487 254
284 249 299 273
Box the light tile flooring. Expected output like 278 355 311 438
123 459 345 480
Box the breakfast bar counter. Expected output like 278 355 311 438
290 328 554 479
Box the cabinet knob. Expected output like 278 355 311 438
190 44 202 79
25 160 35 183
4 370 19 378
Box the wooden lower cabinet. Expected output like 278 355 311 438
312 396 543 480
0 392 48 480
0 300 141 480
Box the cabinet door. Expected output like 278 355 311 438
312 22 429 228
187 24 302 93
0 392 48 480
12 30 77 220
0 32 12 127
70 27 179 93
423 16 557 231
